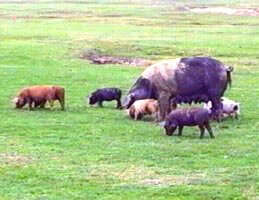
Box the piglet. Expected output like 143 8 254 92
13 85 65 110
164 107 214 139
89 88 122 109
203 97 240 120
128 99 158 120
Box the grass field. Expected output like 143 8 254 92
1 0 259 199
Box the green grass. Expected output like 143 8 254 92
0 0 259 199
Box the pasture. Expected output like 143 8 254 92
0 0 259 199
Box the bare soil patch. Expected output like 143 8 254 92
0 0 37 4
0 153 33 166
181 6 259 17
80 49 154 67
86 164 217 187
63 1 95 4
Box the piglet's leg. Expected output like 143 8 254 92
198 125 205 139
116 99 122 109
205 122 215 139
178 126 183 136
210 97 223 122
26 97 33 110
136 113 143 120
98 101 103 107
28 101 33 110
171 103 177 111
134 112 138 120
40 100 46 108
57 98 65 110
48 100 54 108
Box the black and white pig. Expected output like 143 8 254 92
124 57 233 121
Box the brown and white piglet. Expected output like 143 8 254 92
128 99 158 120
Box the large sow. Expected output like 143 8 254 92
124 57 233 121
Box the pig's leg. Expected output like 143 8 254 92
134 111 138 120
199 125 205 139
28 101 33 110
48 100 54 108
210 97 223 122
58 98 65 110
56 92 65 110
158 92 171 121
33 100 38 108
40 100 47 108
235 113 239 120
26 97 33 110
171 102 177 111
116 99 122 109
205 122 215 139
98 101 103 107
136 113 143 120
178 126 183 136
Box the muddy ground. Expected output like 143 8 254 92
184 6 259 16
80 49 154 67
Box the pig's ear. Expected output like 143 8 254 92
171 122 177 127
12 97 19 104
122 94 135 109
167 120 177 127
85 96 90 102
159 121 166 127
129 94 135 100
162 120 176 128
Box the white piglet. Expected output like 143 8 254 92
203 97 240 119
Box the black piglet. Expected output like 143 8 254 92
88 88 122 109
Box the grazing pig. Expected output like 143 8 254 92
89 88 122 109
124 57 233 121
203 97 240 119
164 107 214 139
128 99 158 120
13 85 65 110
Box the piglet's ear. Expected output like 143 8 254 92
129 94 135 100
12 97 19 104
159 121 166 127
122 94 135 109
171 122 177 127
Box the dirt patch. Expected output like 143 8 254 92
0 0 37 4
86 164 156 183
63 1 95 4
80 49 154 67
141 175 194 186
181 6 259 17
97 14 128 18
86 164 216 187
0 11 90 20
0 153 32 166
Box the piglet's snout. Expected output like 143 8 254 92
233 105 238 111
